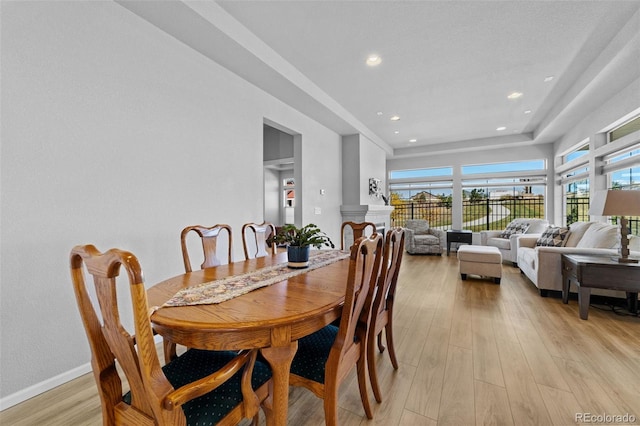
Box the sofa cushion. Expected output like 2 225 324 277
576 222 619 249
407 220 431 235
564 221 593 247
536 226 570 247
499 221 530 239
414 234 440 246
527 218 551 234
487 237 512 250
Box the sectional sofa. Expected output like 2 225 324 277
480 218 549 265
517 221 638 297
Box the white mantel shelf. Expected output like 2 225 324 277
340 204 394 231
340 204 394 215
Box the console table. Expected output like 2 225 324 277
446 229 473 256
561 254 640 320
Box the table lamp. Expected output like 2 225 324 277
589 190 640 263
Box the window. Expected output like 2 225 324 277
389 167 452 179
565 179 590 225
461 160 546 231
609 116 640 143
557 141 591 226
601 122 640 232
388 167 453 228
283 178 295 224
461 160 545 175
563 143 589 163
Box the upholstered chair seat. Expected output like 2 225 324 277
289 325 338 384
123 349 272 425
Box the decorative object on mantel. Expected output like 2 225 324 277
267 223 335 268
369 178 382 197
589 189 640 263
369 177 390 205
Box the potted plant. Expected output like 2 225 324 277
268 223 335 268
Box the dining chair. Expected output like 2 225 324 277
340 221 377 250
367 227 405 403
242 222 277 259
70 245 271 426
180 224 233 272
160 224 235 362
288 234 383 425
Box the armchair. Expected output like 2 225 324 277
480 218 548 266
404 219 444 255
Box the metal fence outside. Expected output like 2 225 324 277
391 201 450 229
565 197 590 225
391 195 640 235
391 196 545 231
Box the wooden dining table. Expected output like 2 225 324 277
147 251 350 426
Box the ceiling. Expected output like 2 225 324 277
119 1 640 158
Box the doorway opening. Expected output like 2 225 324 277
263 121 301 227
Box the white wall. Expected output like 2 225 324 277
298 131 343 239
263 168 280 224
341 134 387 206
555 78 640 156
0 1 343 404
359 135 388 205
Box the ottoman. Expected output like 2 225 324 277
457 245 502 284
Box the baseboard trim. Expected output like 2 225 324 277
0 363 92 411
0 335 164 411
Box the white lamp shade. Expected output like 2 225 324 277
589 190 640 216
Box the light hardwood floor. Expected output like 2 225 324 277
2 254 640 425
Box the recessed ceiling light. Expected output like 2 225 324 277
376 111 383 116
366 55 382 66
409 139 417 143
394 131 400 134
507 92 523 100
543 76 554 82
524 110 532 114
496 126 507 131
390 115 400 121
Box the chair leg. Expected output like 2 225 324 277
323 379 340 426
384 323 399 370
367 332 383 403
377 330 386 353
357 357 374 419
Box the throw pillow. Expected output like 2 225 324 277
499 221 530 239
536 226 570 247
575 222 619 249
564 221 593 247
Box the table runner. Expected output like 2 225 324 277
163 250 351 307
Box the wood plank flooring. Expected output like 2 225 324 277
2 253 639 425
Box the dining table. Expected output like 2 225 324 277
147 251 351 426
